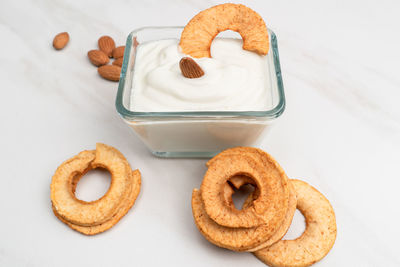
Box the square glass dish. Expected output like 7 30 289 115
116 27 285 158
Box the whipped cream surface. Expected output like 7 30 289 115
130 38 271 112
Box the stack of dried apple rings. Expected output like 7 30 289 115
192 147 337 267
50 143 141 235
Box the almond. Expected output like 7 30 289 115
98 65 121 82
179 57 204 78
53 32 69 50
113 57 123 67
112 46 125 59
88 50 110 66
98 36 115 57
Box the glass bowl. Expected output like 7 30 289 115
116 27 285 158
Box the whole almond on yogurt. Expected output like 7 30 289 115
112 46 125 59
53 32 69 50
88 50 110 66
113 57 123 67
98 65 121 81
98 36 115 57
179 57 204 78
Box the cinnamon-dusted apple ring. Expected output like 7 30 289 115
201 154 287 228
202 148 289 228
223 177 297 252
180 3 269 58
192 189 283 251
208 146 290 226
207 147 290 198
51 143 133 226
52 170 141 235
254 179 337 267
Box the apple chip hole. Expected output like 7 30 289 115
214 30 242 40
211 30 243 57
282 209 306 240
75 168 111 202
230 183 256 210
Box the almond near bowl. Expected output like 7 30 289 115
115 27 285 158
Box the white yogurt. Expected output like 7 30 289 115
130 38 270 112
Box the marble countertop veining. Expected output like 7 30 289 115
0 0 399 266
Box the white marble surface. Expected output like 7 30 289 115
1 0 400 266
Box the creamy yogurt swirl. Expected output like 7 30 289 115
130 38 270 112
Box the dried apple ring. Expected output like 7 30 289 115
52 170 141 235
254 179 337 267
51 143 132 226
179 3 269 58
201 153 288 228
207 147 290 203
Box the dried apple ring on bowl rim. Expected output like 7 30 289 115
179 3 269 58
50 143 132 226
201 153 288 228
